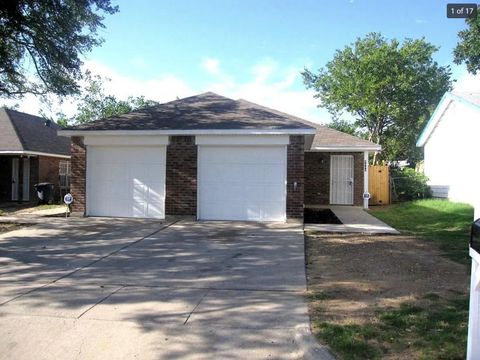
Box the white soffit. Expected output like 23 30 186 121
195 135 290 146
83 135 169 146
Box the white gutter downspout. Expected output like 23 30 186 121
363 151 369 209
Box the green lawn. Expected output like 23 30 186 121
369 199 474 264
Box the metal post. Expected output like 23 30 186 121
363 151 369 209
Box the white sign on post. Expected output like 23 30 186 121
64 193 73 205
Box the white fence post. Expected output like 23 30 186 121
468 198 480 360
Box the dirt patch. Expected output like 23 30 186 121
0 222 27 234
305 233 469 358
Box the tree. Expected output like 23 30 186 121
327 118 359 136
303 33 452 163
0 0 118 98
453 16 480 74
56 71 159 126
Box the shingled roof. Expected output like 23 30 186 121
0 108 70 156
66 92 316 131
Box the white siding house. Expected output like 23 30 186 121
417 92 480 206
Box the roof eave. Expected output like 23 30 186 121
308 145 381 152
416 93 452 147
0 150 70 159
58 128 317 136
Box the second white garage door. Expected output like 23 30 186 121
198 146 287 221
87 146 166 219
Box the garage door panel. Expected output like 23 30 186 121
199 146 286 221
87 146 166 219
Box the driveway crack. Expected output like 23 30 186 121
76 286 125 319
183 290 210 325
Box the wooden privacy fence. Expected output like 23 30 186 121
368 165 390 205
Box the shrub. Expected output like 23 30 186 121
391 167 431 201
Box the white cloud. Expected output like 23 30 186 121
453 71 480 93
201 57 221 75
2 58 333 124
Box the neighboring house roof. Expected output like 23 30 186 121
64 92 316 132
0 108 70 157
417 91 480 147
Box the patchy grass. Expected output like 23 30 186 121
369 199 474 264
306 200 471 359
313 296 469 360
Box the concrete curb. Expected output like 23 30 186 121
295 325 336 360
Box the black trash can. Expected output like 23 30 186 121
471 218 480 253
34 183 55 205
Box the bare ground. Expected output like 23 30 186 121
305 233 469 358
0 223 24 234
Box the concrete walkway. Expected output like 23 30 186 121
305 206 399 234
0 218 333 360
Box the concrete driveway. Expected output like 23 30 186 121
0 218 331 359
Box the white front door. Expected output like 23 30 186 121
330 155 354 205
11 158 19 201
87 146 166 219
198 146 287 221
22 158 30 201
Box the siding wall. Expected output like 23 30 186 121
424 101 480 205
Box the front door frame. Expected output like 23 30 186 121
329 154 354 205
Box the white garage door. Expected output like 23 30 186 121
87 146 166 218
198 146 287 221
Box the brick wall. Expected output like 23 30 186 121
38 156 64 201
165 136 197 216
29 157 39 201
70 136 86 214
286 135 305 218
305 152 364 206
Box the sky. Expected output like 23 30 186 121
5 0 480 124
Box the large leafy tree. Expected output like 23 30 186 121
52 72 159 127
0 0 118 98
453 15 480 74
303 33 452 163
327 119 357 136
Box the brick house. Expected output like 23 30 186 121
0 108 71 202
59 93 379 221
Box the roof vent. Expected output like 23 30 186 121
44 119 51 127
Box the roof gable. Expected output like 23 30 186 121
0 108 70 156
0 108 23 151
417 92 480 147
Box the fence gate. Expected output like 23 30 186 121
368 165 390 205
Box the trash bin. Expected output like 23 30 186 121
34 183 55 205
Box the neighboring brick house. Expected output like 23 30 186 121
59 92 379 221
0 108 71 202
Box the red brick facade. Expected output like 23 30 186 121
304 152 364 206
38 156 65 200
68 134 309 219
286 135 305 218
165 136 197 215
70 136 86 213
